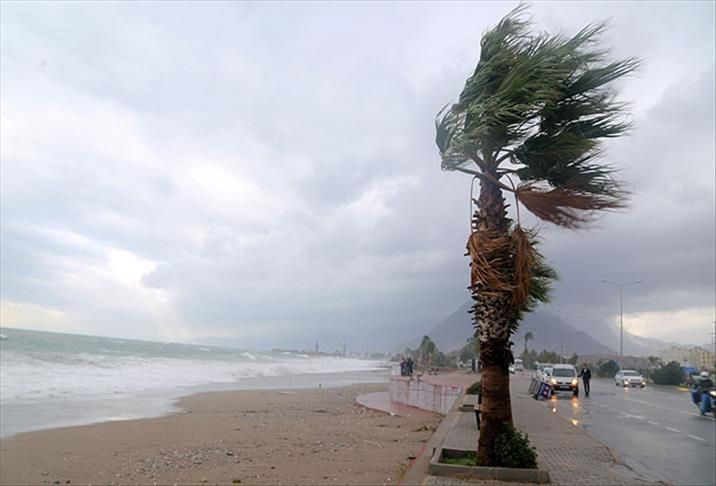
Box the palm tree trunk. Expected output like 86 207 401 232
470 176 515 466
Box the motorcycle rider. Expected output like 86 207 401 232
695 371 714 392
692 371 714 416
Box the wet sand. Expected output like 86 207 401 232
0 383 440 485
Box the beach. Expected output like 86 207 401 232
0 383 440 485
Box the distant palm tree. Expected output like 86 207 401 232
523 332 533 355
435 5 638 466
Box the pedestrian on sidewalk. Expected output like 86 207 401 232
579 364 592 397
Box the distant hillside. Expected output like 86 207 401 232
568 313 677 357
403 303 617 356
514 311 616 356
396 301 677 358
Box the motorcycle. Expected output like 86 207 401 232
690 386 716 418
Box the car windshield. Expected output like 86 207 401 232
622 371 639 376
553 368 576 377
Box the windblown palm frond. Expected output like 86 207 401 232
436 3 639 227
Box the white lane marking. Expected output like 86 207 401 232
679 411 716 420
687 434 707 442
689 413 716 421
624 397 671 410
647 420 661 426
665 426 681 433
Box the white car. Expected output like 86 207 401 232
549 364 579 396
615 370 645 388
536 363 554 381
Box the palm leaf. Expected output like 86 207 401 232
515 181 626 229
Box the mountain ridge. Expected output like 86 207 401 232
398 302 674 357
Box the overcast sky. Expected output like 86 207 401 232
1 1 714 351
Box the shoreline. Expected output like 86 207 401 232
0 382 439 485
0 368 391 439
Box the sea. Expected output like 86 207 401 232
0 327 389 438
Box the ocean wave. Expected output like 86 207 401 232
0 350 385 404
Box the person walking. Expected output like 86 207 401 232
579 364 592 397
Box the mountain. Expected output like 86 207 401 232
513 311 617 356
403 303 616 356
396 301 679 358
567 312 677 357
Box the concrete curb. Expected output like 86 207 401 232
429 447 550 484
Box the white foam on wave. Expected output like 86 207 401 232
0 350 385 404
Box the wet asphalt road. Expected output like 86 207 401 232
536 376 716 485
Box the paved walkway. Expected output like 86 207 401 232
357 371 660 485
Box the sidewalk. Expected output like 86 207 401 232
358 371 658 485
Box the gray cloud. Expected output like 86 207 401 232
1 2 714 349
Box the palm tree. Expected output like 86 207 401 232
523 331 533 355
435 5 638 466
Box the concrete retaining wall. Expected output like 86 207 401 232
389 376 463 414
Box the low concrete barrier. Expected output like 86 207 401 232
429 447 550 484
389 376 463 414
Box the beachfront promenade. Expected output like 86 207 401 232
358 371 655 485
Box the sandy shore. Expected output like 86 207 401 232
0 383 440 485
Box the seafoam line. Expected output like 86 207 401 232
647 420 661 426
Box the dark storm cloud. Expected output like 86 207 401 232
1 2 713 347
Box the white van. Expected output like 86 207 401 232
514 358 524 372
549 364 579 396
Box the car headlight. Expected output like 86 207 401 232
709 390 716 398
571 379 578 386
550 378 557 385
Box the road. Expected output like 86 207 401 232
530 375 716 485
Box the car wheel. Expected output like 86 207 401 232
573 388 579 397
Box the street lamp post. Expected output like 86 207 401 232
600 279 642 371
